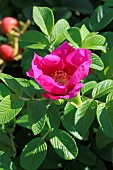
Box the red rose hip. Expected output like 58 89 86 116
1 17 19 34
0 44 14 61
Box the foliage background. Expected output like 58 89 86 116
1 0 113 170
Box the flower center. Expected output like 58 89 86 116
51 70 71 86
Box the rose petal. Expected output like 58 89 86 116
52 41 74 60
26 67 34 78
43 83 84 100
64 49 78 75
26 42 92 101
27 53 43 79
68 60 92 89
43 93 60 100
64 48 91 75
71 48 92 67
36 75 67 95
62 83 84 99
33 53 42 70
41 54 64 75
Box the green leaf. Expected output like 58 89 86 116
96 103 105 126
108 47 113 71
53 7 72 21
93 142 113 162
33 6 54 36
0 130 15 157
0 145 14 158
20 30 50 49
0 83 10 100
11 0 32 8
0 94 24 124
106 92 113 102
69 93 82 108
81 81 97 95
78 144 97 166
90 53 104 71
97 102 113 138
91 158 107 170
92 79 113 99
82 33 106 52
27 100 47 135
15 78 35 98
96 129 113 149
0 35 7 42
105 0 113 7
0 73 22 96
74 99 97 139
90 5 113 31
16 114 31 129
39 145 65 170
0 130 12 148
0 152 16 170
49 129 78 160
46 103 60 129
62 102 83 140
51 19 70 46
80 24 90 42
20 137 47 170
60 0 93 15
64 102 76 115
21 49 34 73
29 79 41 90
102 32 113 48
64 27 82 48
21 48 48 73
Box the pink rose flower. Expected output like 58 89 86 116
27 42 92 100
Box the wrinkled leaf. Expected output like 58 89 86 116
90 5 113 31
0 94 24 124
20 30 50 49
92 79 113 99
20 137 47 170
49 129 78 160
33 6 54 36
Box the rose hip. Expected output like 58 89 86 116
1 17 19 34
0 44 14 61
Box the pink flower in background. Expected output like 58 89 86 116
27 42 92 100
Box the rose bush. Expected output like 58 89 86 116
27 42 92 100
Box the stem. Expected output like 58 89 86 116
42 129 51 140
20 19 30 35
9 118 17 158
9 133 16 157
82 95 105 104
0 62 6 73
13 37 19 56
21 97 48 102
21 97 30 101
